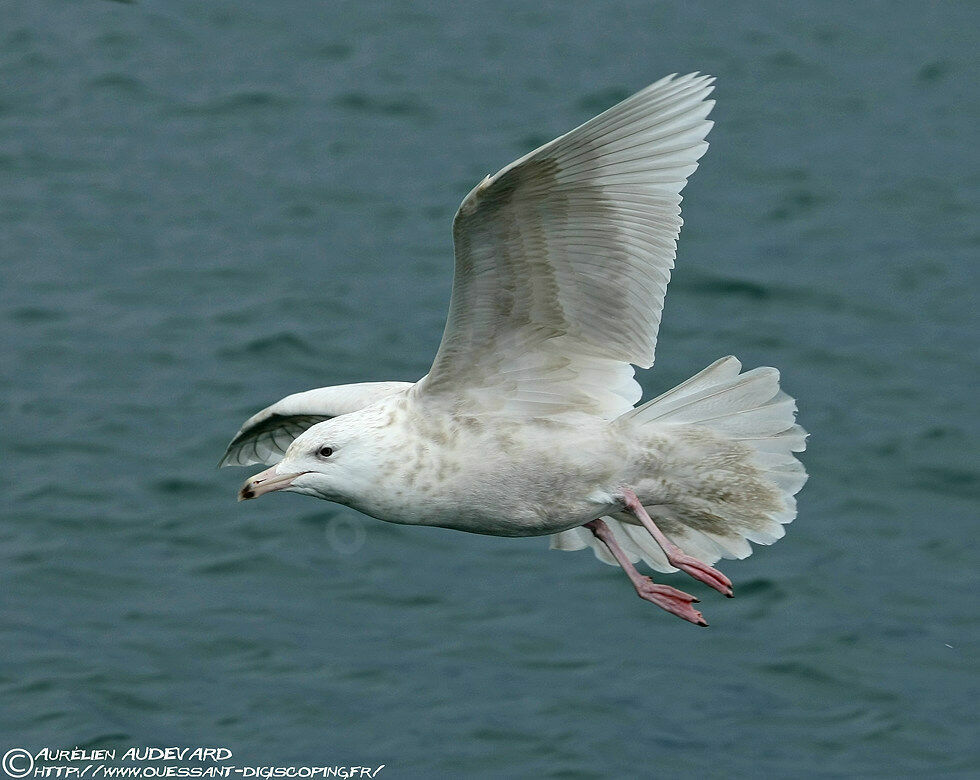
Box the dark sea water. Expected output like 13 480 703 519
2 1 977 776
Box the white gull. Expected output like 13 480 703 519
222 73 807 625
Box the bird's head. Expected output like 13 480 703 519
237 407 389 505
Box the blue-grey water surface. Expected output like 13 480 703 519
2 1 978 776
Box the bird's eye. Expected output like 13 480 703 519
317 446 334 458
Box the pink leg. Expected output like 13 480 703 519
620 488 734 597
585 519 708 626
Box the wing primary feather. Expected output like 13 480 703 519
418 74 715 419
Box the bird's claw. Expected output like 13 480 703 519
635 578 708 626
669 553 734 597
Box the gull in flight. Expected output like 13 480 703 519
222 74 807 625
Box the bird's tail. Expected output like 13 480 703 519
551 356 807 572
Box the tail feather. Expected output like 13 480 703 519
550 355 807 572
632 355 742 418
627 360 780 426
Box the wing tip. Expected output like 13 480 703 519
217 440 245 468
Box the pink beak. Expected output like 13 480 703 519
238 465 306 501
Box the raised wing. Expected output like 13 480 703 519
220 381 412 466
416 73 715 418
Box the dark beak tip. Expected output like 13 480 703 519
238 488 255 502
